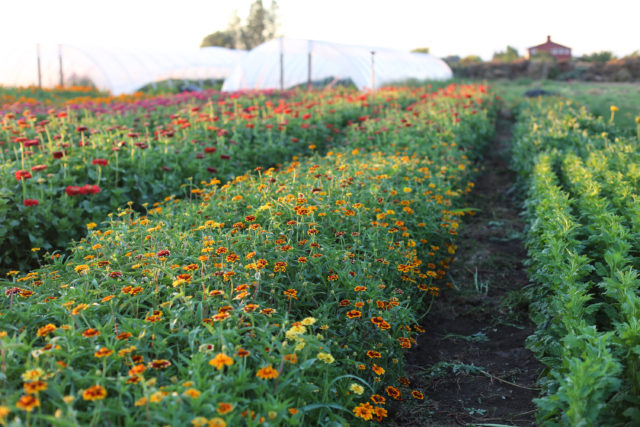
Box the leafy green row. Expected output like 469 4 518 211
514 99 640 425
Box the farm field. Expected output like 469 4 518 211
1 82 640 426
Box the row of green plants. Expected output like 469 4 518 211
1 88 395 272
0 84 496 426
513 99 640 425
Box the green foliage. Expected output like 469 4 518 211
579 51 617 63
200 31 236 49
492 45 520 63
513 98 640 425
460 55 483 65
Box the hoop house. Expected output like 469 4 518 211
222 38 452 92
0 44 246 94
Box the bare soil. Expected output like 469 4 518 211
386 111 542 426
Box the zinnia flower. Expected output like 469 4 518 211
217 402 233 414
14 170 32 181
317 352 335 364
82 385 107 401
16 395 40 412
353 402 374 421
209 353 234 370
256 365 279 379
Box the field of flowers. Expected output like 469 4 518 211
1 87 394 272
0 84 496 425
513 99 640 425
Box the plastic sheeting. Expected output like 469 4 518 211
0 44 246 95
222 38 452 91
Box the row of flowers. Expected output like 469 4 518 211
0 84 495 425
1 87 411 272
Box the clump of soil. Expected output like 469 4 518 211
387 112 541 426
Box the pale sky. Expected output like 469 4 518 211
2 0 639 60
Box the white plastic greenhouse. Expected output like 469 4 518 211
0 44 246 95
222 38 452 92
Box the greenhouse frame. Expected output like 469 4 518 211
0 44 246 95
222 38 453 91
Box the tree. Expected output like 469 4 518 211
492 46 520 62
579 51 617 63
200 0 279 50
411 47 430 54
460 55 483 65
200 31 235 49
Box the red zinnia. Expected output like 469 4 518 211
52 151 64 159
65 186 82 196
23 199 39 207
204 147 217 153
14 170 32 181
92 159 108 166
31 164 47 172
81 184 101 195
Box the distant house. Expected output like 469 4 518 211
527 36 571 60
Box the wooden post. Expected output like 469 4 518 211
370 51 375 115
279 38 284 91
58 45 64 87
370 50 375 92
36 44 42 88
307 40 312 91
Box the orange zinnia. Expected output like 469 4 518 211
385 386 401 400
372 364 385 375
217 402 233 414
16 395 40 412
23 381 47 394
94 347 113 358
346 310 361 319
353 402 374 421
82 385 107 401
209 353 234 370
82 328 100 338
36 323 56 337
256 365 279 379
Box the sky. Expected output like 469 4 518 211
2 0 639 60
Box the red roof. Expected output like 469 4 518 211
530 36 570 50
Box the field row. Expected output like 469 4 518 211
0 85 495 425
1 88 410 271
513 99 640 425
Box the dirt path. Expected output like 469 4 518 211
387 111 541 426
